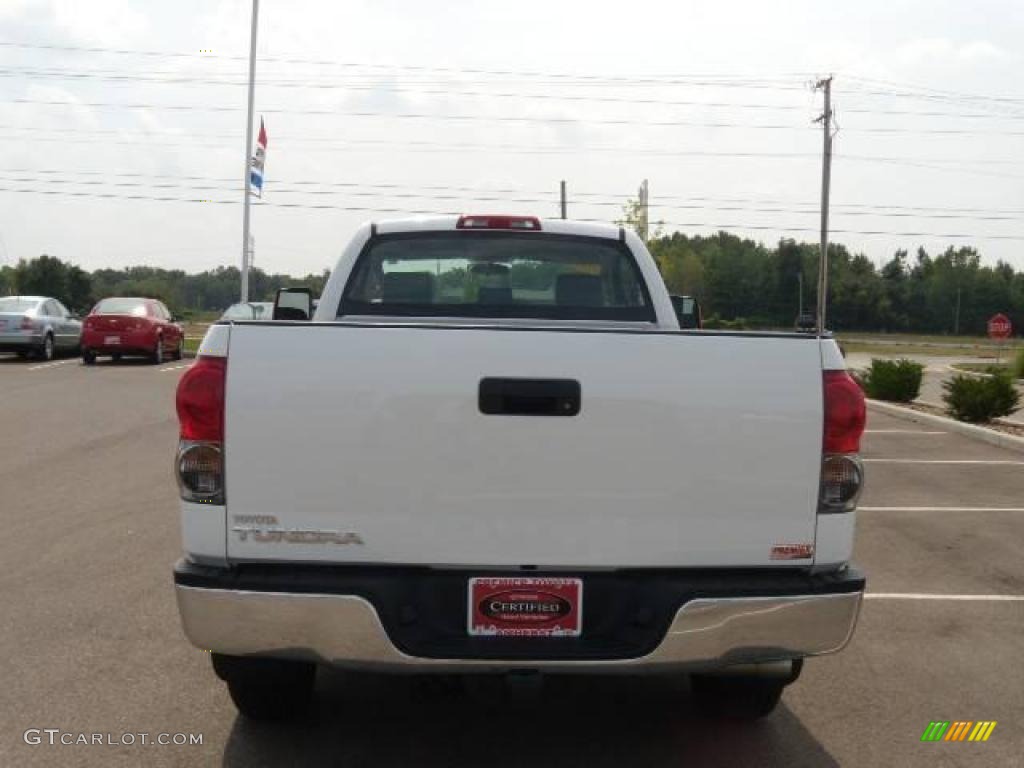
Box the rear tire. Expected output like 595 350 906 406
152 337 164 365
171 339 183 361
38 334 54 361
111 352 122 362
82 349 97 365
212 654 316 721
691 666 798 720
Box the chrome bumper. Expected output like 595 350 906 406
175 585 862 673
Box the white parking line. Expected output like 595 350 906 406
864 429 947 435
866 593 1024 602
862 459 1024 466
860 506 1024 512
158 364 191 373
27 359 78 371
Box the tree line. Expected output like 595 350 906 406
0 256 330 319
2 234 1022 335
649 232 1023 335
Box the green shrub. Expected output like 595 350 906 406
861 358 924 403
700 315 748 331
1013 348 1024 380
942 373 1021 423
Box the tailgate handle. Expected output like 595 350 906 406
479 378 581 417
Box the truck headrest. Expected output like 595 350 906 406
477 286 514 304
555 274 603 307
382 272 435 303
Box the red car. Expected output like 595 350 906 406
81 297 185 365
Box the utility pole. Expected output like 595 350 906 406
240 0 260 303
813 76 834 335
560 180 567 219
638 179 649 242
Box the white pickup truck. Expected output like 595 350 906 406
173 214 866 721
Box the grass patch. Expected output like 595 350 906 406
838 332 1020 346
841 342 1011 359
950 362 1016 376
182 321 213 338
837 332 1022 359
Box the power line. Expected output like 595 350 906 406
10 97 1024 136
2 183 1022 241
837 154 1024 180
7 40 1024 113
2 172 1019 222
6 66 1024 122
3 98 812 130
845 75 1024 108
0 41 814 88
4 168 1022 215
0 167 555 196
0 67 823 109
8 39 1024 128
657 221 1024 241
0 128 828 156
2 130 1020 180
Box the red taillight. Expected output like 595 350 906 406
456 214 541 231
176 356 226 441
823 370 866 453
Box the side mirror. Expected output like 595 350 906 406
670 295 702 329
273 287 314 321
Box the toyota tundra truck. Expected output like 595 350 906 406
173 214 866 721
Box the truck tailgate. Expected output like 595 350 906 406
224 324 823 567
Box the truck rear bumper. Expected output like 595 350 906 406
173 560 864 673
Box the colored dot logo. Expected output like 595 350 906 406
921 721 997 743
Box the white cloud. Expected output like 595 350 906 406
897 37 957 65
958 40 1014 62
0 0 41 21
50 0 148 46
897 36 1016 66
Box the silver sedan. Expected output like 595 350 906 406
0 296 82 361
220 301 275 321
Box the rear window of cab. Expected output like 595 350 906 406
0 298 40 312
339 232 654 322
93 299 150 317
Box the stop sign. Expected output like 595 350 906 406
988 313 1012 340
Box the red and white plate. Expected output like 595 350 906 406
468 576 582 637
104 335 121 345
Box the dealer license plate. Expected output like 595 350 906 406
468 576 582 637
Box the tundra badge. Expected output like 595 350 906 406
231 515 365 545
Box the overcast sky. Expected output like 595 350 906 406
0 0 1022 276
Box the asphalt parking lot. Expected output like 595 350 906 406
1 353 1022 767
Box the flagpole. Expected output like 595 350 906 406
240 0 259 303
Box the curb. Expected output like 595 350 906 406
916 397 1024 429
867 399 1024 455
947 364 1024 383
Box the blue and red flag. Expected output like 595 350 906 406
250 118 267 197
